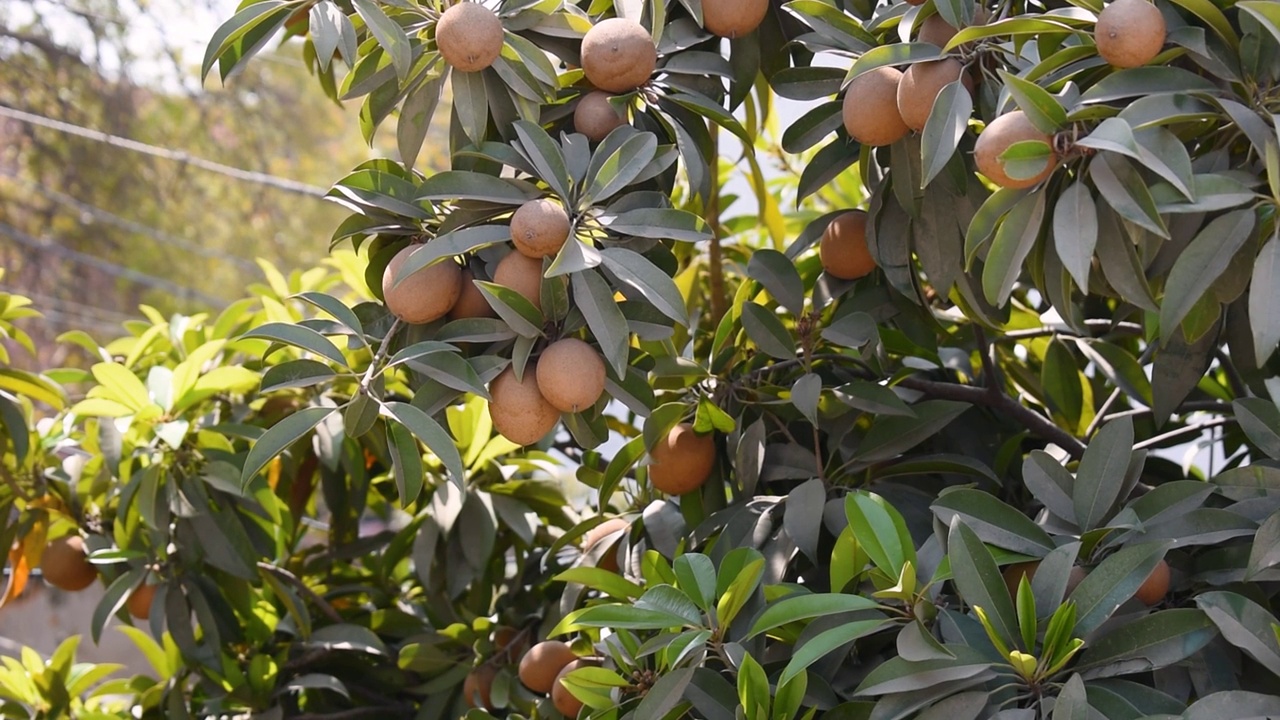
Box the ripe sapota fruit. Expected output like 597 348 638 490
41 535 96 592
519 640 578 693
702 0 769 38
127 583 156 619
1095 0 1166 68
552 659 594 717
382 246 463 324
582 517 629 572
974 110 1058 189
896 58 972 132
917 7 988 48
511 199 571 259
842 67 909 147
536 338 606 413
489 365 560 446
649 423 716 495
436 2 505 73
449 268 497 320
493 251 544 311
574 91 627 142
580 18 656 93
1136 559 1170 606
462 664 498 709
819 211 876 281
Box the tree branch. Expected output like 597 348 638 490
258 562 344 624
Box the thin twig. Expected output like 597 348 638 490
258 561 344 623
1133 418 1235 451
363 318 403 389
1214 349 1248 400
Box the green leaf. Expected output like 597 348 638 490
1196 591 1280 679
555 605 690 634
572 270 630 377
90 363 150 411
747 249 805 316
947 519 1020 650
982 189 1046 306
474 280 544 338
603 208 712 242
352 0 410 82
715 557 764 629
920 80 972 188
242 322 349 367
999 71 1068 133
932 489 1056 557
1074 416 1134 532
554 567 645 599
1053 674 1088 720
260 359 337 393
1042 338 1083 430
1068 541 1168 636
600 247 689 326
855 399 969 465
1052 182 1097 291
1249 510 1280 578
846 493 913 577
513 120 572 199
583 132 659 204
738 652 771 720
1160 209 1255 345
854 647 994 696
779 619 891 686
1183 691 1280 720
241 407 334 486
393 227 511 285
1090 153 1169 239
1022 450 1076 523
385 401 465 490
201 1 289 80
822 311 877 349
1250 232 1280 366
1075 608 1215 678
1234 398 1280 460
846 43 941 82
388 421 424 505
91 567 145 644
673 553 717 612
748 593 882 638
1239 1 1280 48
741 303 795 359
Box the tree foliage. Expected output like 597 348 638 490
3 0 1280 718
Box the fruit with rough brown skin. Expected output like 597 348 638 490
448 269 497 320
649 423 716 495
489 365 560 446
580 18 656 93
127 583 156 619
493 251 544 311
536 339 606 413
842 67 910 147
519 640 578 693
917 7 988 47
40 535 96 592
574 91 627 142
1136 559 1170 606
819 211 876 281
702 0 769 38
462 664 498 709
974 110 1058 189
896 58 973 131
1094 0 1166 68
382 247 463 324
511 199 572 259
583 517 629 572
436 2 505 73
551 659 592 717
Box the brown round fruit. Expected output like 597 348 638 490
842 67 910 147
702 0 769 38
917 7 989 47
574 91 627 142
583 517 630 572
382 246 463 324
462 664 498 709
536 338 606 413
511 199 572 259
649 423 716 496
974 110 1058 189
1066 565 1088 597
896 58 972 132
41 535 96 592
518 640 578 693
581 18 656 93
436 2 505 73
1095 0 1166 69
819 211 876 281
1002 561 1039 598
449 269 497 320
1136 559 1170 606
489 365 560 446
127 583 156 620
493 251 544 311
551 659 591 717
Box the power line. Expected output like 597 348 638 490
0 221 225 307
0 286 135 323
0 171 258 271
0 104 328 198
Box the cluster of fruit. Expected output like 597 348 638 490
37 535 155 618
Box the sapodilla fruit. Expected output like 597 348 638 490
574 91 627 142
493 251 543 311
1135 559 1170 606
703 0 769 38
382 246 463 324
511 199 571 259
518 640 578 693
489 365 560 446
552 659 592 717
436 2 505 73
819 211 876 281
536 338 606 413
842 67 909 147
649 423 715 495
896 58 972 132
462 664 498 709
1094 0 1166 68
918 7 989 47
582 517 629 572
41 535 96 592
448 269 497 320
1003 561 1087 599
581 18 656 93
127 583 156 620
974 110 1058 189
